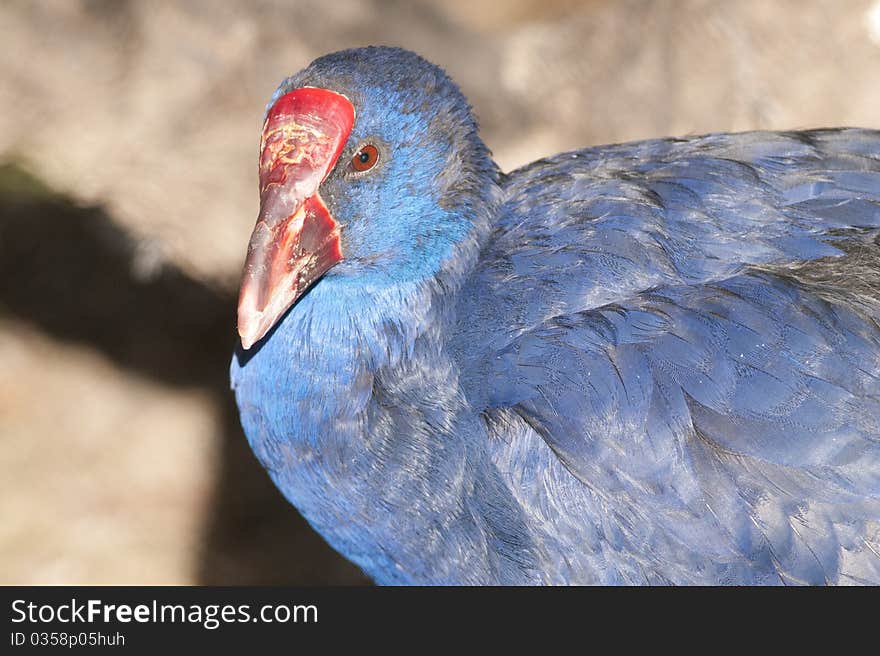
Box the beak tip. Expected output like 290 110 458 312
237 319 266 351
237 304 263 351
238 322 266 350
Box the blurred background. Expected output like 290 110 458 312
1 0 879 584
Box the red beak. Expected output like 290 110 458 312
237 87 355 349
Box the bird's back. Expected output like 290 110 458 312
452 129 880 584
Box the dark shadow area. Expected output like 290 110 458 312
0 163 368 584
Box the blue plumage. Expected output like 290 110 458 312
231 47 880 584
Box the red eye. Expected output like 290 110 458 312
351 144 379 172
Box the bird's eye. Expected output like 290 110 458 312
351 144 379 172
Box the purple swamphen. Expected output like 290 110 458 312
231 47 880 584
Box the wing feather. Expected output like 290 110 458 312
454 128 880 583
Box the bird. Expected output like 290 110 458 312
230 46 880 585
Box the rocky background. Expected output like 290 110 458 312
2 0 879 584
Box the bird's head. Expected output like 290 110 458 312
237 47 498 349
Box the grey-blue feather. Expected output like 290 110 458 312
454 128 880 584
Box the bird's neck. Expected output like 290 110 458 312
232 225 540 583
